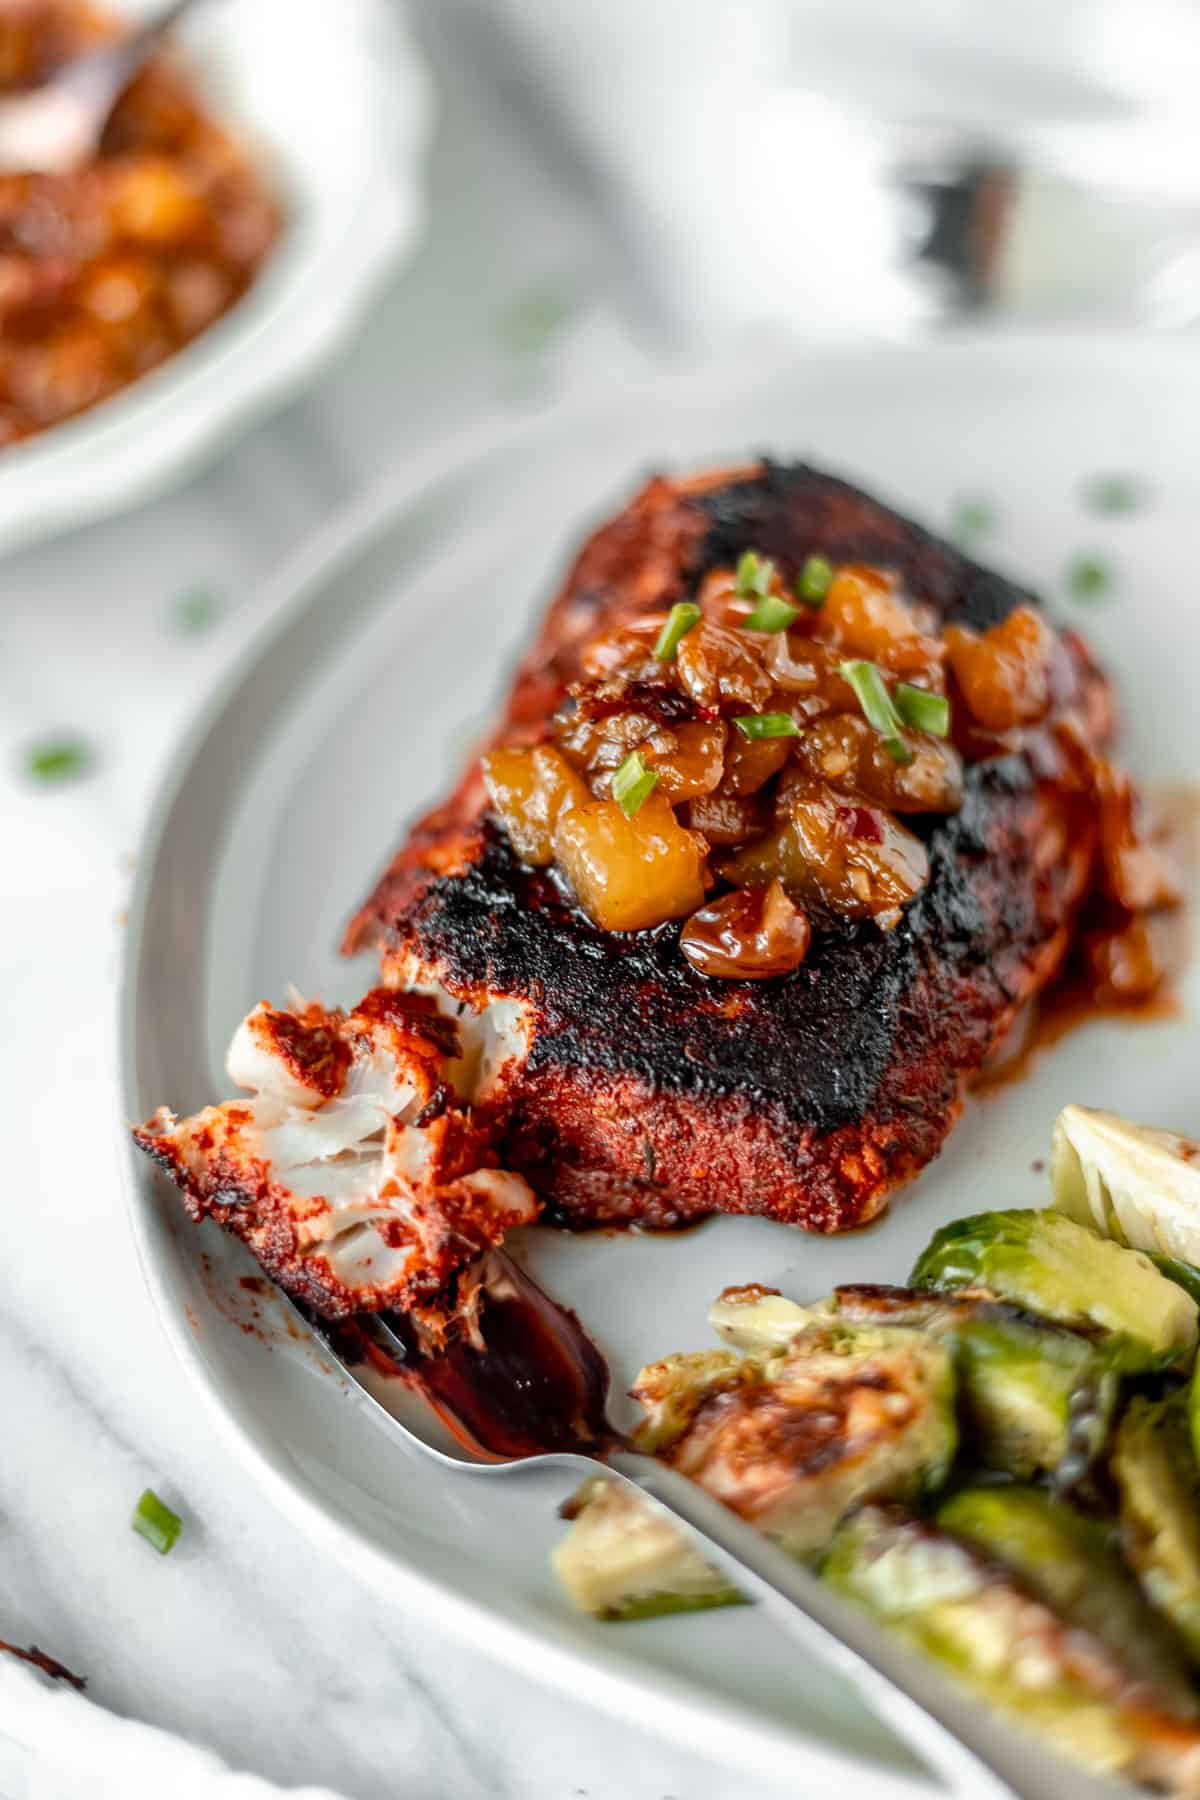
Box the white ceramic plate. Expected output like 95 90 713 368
0 0 430 557
121 333 1200 1794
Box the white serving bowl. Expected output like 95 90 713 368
0 0 432 557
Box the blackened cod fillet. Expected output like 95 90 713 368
346 462 1111 1234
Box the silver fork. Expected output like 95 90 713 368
0 0 210 176
294 1252 1144 1800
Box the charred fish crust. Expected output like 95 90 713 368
906 762 1035 945
395 826 962 1133
390 820 888 1123
388 746 1048 1140
688 462 1029 634
353 460 1112 1232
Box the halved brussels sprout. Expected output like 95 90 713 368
910 1208 1197 1371
552 1477 743 1620
631 1321 956 1561
1113 1396 1200 1663
824 1502 1200 1788
1051 1105 1200 1265
830 1285 1117 1485
938 1486 1197 1709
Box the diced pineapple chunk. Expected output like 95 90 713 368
482 745 590 866
554 794 708 931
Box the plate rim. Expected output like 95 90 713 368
118 328 1200 1791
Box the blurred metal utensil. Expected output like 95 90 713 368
0 0 208 176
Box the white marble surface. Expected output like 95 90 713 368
0 6 845 1798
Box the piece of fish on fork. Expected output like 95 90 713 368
132 986 537 1331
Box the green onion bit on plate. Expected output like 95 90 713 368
132 1488 182 1556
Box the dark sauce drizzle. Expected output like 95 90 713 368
318 1251 616 1462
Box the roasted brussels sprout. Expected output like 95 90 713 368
630 1349 749 1454
910 1208 1198 1371
551 1116 1200 1791
1113 1396 1200 1663
830 1285 1117 1484
824 1502 1200 1789
708 1280 1118 1483
1052 1105 1200 1266
632 1321 956 1561
552 1477 743 1620
938 1486 1198 1708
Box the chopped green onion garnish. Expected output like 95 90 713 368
950 496 995 544
653 601 701 662
796 554 833 606
733 712 802 741
496 281 574 356
734 549 775 599
24 736 92 784
1066 553 1112 602
612 750 659 818
894 682 950 738
744 592 800 633
839 660 913 765
1083 473 1145 516
132 1488 181 1556
173 586 221 635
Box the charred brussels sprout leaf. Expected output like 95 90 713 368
631 1322 956 1563
706 1285 817 1352
629 1349 751 1455
554 1320 958 1620
909 1208 1198 1371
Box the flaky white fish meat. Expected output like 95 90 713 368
133 988 537 1321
